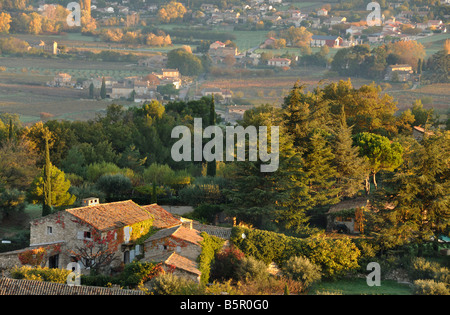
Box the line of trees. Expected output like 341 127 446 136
0 78 448 256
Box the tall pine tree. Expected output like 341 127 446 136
282 81 310 149
332 106 369 198
369 132 450 255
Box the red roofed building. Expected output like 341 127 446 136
141 204 182 229
0 199 214 283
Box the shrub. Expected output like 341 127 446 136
435 267 450 285
305 236 360 279
413 279 450 295
96 173 132 200
119 261 165 288
190 204 224 223
210 246 245 282
205 280 241 295
236 256 269 282
178 184 225 206
198 232 225 284
282 256 322 289
238 276 303 295
11 266 70 284
409 257 442 281
81 274 116 287
86 162 122 182
231 227 360 279
149 273 197 295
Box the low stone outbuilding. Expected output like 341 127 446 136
326 198 368 234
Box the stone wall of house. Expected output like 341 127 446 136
28 212 124 270
0 249 24 270
30 212 67 246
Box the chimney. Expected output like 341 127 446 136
82 197 99 207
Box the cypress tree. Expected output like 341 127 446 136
206 95 216 177
8 118 13 141
151 181 157 204
89 82 94 99
42 135 52 216
100 77 106 99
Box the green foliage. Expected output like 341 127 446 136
410 100 436 127
236 256 270 283
179 184 224 206
281 256 322 288
368 132 450 253
142 163 191 186
0 188 25 220
28 164 76 211
167 48 203 76
95 173 132 200
11 266 70 284
423 48 450 83
231 226 361 279
85 162 122 182
304 235 360 279
210 246 245 282
189 204 224 223
409 257 450 288
119 261 161 287
413 279 450 295
198 232 225 284
100 77 106 99
149 272 197 295
355 132 403 188
332 108 369 198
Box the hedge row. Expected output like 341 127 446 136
230 226 361 278
198 232 225 284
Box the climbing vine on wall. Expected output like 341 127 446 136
18 244 62 267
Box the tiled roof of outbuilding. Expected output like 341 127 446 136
0 277 144 295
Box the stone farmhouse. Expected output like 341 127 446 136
0 199 208 282
384 64 414 82
28 40 59 55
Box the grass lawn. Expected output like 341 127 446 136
310 278 413 295
416 33 450 56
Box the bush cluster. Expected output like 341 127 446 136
11 266 70 283
410 257 450 295
230 226 360 278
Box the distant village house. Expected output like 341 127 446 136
384 64 413 81
267 57 291 68
310 35 343 48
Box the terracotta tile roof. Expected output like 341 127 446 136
0 277 144 295
141 204 181 229
172 226 203 246
193 222 232 239
147 252 201 276
66 200 153 232
145 226 203 246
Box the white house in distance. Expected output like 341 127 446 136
267 57 291 68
